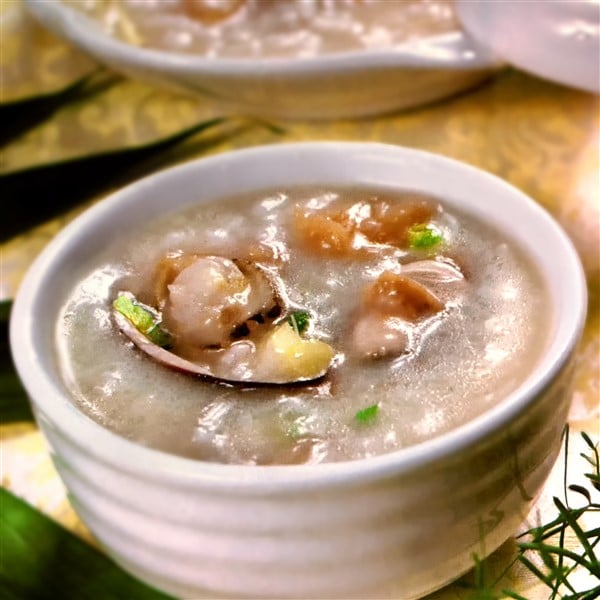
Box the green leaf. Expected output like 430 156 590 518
553 497 599 570
407 223 443 249
113 294 172 348
0 300 12 322
0 488 174 599
0 318 34 423
568 483 592 504
577 589 600 600
0 70 103 149
517 542 596 576
0 368 33 423
287 311 311 335
0 113 228 242
354 404 379 424
515 553 556 589
585 472 600 492
580 431 597 453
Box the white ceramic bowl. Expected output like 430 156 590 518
10 142 586 600
23 0 502 120
455 0 600 94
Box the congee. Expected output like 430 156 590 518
64 0 460 58
56 186 551 465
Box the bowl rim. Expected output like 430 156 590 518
23 0 502 74
9 141 587 491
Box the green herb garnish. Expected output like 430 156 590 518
354 404 379 424
287 310 311 335
113 294 172 348
407 223 443 249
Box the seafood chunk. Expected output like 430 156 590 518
181 0 245 24
163 256 277 347
114 254 335 384
356 196 436 246
294 195 437 257
352 315 410 359
294 211 354 257
352 271 444 359
363 271 444 321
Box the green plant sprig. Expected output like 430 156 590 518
508 428 600 599
464 426 600 600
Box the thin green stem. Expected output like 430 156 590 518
553 497 599 568
516 554 557 589
501 591 529 600
473 429 600 600
563 424 571 507
517 542 596 576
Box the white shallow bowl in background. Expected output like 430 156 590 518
10 142 587 599
22 0 503 120
455 0 600 94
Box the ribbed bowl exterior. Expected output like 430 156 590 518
34 355 575 600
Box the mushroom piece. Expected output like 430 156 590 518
113 255 335 385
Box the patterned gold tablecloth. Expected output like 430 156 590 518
1 2 599 598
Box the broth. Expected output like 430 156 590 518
64 0 460 58
56 186 551 465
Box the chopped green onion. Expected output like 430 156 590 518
287 310 311 335
354 404 379 424
145 325 173 349
113 294 154 331
113 294 172 348
407 223 443 249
